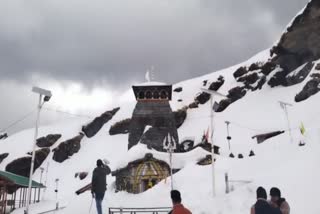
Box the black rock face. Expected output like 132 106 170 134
128 101 178 150
286 62 314 86
0 133 8 140
269 0 320 86
188 102 199 109
233 67 249 78
82 107 120 138
173 108 187 129
0 153 9 164
238 73 259 85
53 133 84 163
295 74 320 102
213 86 247 112
173 87 183 93
36 134 62 148
209 76 225 91
6 148 50 177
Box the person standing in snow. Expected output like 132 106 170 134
269 187 290 214
169 190 192 214
251 187 281 214
91 159 111 214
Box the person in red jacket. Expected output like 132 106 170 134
170 190 192 214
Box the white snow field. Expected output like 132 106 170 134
1 3 320 214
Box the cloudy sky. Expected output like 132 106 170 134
0 0 308 134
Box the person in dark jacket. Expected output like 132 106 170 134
269 187 290 214
91 159 111 214
169 190 192 214
251 187 281 214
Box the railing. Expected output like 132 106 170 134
109 207 172 214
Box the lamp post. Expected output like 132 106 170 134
279 101 293 144
163 133 177 191
25 87 52 214
200 88 226 197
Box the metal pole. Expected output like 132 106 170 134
25 94 42 214
225 121 231 151
210 97 216 197
284 105 294 144
169 148 173 191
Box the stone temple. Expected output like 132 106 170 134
128 82 179 151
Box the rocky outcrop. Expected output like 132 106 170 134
6 148 50 177
0 133 8 140
82 107 120 138
173 87 183 93
295 73 320 102
209 76 225 91
178 139 194 152
109 118 131 135
238 72 259 85
195 92 211 105
173 108 187 129
194 76 226 105
188 102 199 109
233 67 249 78
36 134 62 148
286 62 314 86
0 153 9 164
75 172 88 180
213 86 247 112
53 133 84 163
269 0 320 87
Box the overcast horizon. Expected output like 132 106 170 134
0 0 308 134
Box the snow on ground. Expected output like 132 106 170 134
2 46 320 214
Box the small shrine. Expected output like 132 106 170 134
112 153 170 194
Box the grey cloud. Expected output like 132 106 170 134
0 0 310 134
0 0 309 87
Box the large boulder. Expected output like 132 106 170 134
53 133 84 163
36 134 62 148
5 148 50 177
0 153 9 164
82 107 120 138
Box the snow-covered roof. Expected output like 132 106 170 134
133 81 168 87
113 144 210 170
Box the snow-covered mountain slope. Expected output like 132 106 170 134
1 1 320 214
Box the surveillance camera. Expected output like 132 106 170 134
44 96 51 102
32 87 52 102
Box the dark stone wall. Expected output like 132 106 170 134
128 101 178 151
